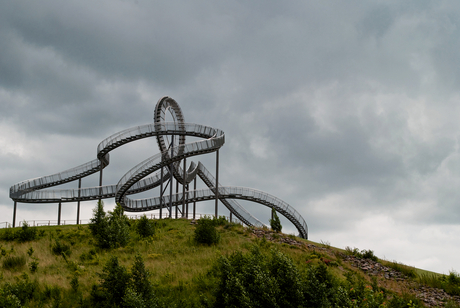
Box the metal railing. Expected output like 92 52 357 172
0 213 242 229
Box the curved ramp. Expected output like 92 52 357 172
9 96 308 239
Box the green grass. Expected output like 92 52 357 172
0 217 457 307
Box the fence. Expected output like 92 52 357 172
0 213 241 229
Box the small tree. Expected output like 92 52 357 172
129 254 157 307
107 203 130 248
269 207 282 233
89 201 110 248
90 202 130 249
91 256 131 306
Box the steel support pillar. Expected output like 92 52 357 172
193 177 196 220
185 184 189 219
77 179 81 224
99 164 103 202
169 135 174 218
215 149 219 218
182 158 186 218
160 165 164 219
13 201 17 228
175 180 179 219
58 201 62 226
230 212 232 223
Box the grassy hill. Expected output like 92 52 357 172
1 210 459 307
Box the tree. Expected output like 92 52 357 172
89 201 110 248
129 254 157 307
107 203 130 248
89 202 130 249
91 256 131 307
269 207 282 233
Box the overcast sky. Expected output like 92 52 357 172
2 0 460 274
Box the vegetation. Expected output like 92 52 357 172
0 202 458 307
193 215 224 245
345 246 379 262
89 201 130 248
269 207 282 233
136 215 156 238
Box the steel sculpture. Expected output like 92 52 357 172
9 97 308 239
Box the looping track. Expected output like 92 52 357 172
10 96 308 239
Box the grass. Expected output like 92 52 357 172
0 217 457 307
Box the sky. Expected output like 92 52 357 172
1 0 460 274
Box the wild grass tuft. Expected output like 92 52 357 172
2 254 26 271
386 260 417 278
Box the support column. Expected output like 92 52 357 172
215 149 219 218
77 179 81 225
160 165 164 219
58 201 62 226
185 184 189 219
182 158 186 218
175 180 179 219
13 201 17 228
230 211 232 223
169 135 174 218
99 164 103 202
193 177 196 220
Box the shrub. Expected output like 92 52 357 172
2 255 26 271
18 221 37 242
136 215 156 238
3 273 38 305
29 259 39 273
194 217 220 245
51 240 71 257
213 246 306 307
0 228 16 241
269 207 282 233
70 274 79 292
213 215 228 226
91 255 158 307
345 246 378 262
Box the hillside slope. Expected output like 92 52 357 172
0 216 459 307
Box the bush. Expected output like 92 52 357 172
345 246 378 262
194 217 220 245
18 221 37 242
3 273 38 305
0 228 16 241
29 259 39 273
136 215 156 238
213 246 306 307
269 208 282 233
51 240 71 257
91 254 158 308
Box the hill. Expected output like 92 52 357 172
0 211 460 307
